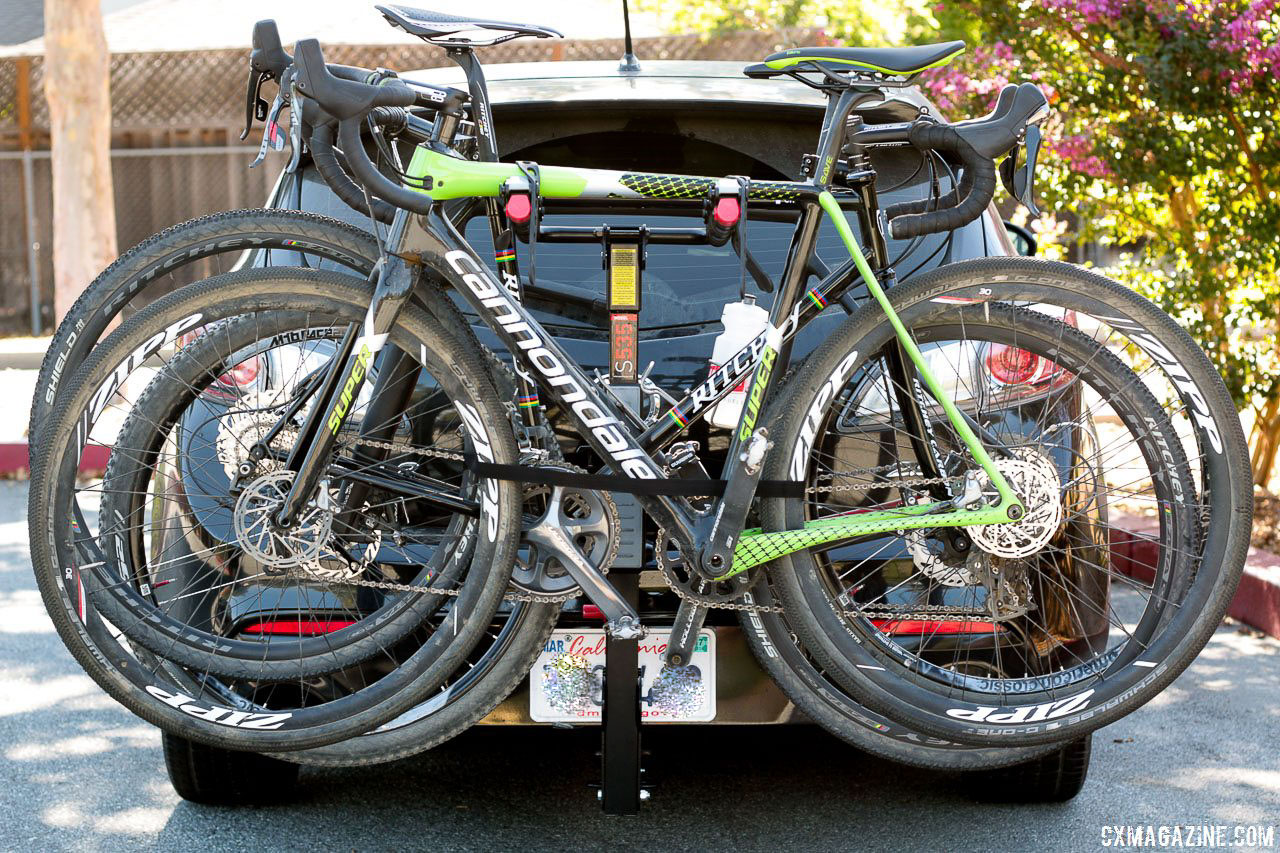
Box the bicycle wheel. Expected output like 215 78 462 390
737 579 1064 770
765 257 1250 746
32 209 379 441
739 469 1085 773
29 268 522 749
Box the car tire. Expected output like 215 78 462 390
162 732 301 805
965 735 1092 803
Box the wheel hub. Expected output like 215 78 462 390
966 451 1063 559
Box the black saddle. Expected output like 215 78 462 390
376 4 563 44
744 41 965 79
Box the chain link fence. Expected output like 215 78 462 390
0 29 816 336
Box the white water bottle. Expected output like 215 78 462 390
707 297 770 429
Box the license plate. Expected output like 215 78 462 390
529 629 716 723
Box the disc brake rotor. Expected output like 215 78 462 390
233 469 332 571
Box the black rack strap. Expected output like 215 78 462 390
464 457 804 498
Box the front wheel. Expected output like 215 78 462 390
765 258 1250 747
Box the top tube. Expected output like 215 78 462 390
405 148 819 204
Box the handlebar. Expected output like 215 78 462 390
293 38 436 216
877 81 1049 240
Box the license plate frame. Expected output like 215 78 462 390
529 628 716 723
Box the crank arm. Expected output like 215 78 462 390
523 519 643 639
664 598 707 666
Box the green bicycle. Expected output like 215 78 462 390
31 4 1251 749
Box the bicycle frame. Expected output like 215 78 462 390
277 68 1025 632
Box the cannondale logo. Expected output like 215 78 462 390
444 251 660 480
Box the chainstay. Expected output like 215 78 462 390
263 435 961 614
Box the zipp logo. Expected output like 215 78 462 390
454 401 500 542
145 685 293 730
790 350 858 479
445 250 659 480
945 689 1094 725
82 313 204 445
1101 316 1223 454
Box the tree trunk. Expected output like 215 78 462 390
43 0 117 322
1252 391 1280 489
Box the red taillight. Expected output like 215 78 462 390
242 619 355 636
870 619 1003 635
504 192 532 223
217 355 261 389
986 343 1068 387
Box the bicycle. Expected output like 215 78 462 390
30 4 1251 750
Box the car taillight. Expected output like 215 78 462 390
216 355 261 389
986 344 1047 385
242 619 355 636
870 619 1004 635
180 328 261 390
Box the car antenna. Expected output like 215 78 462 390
618 0 641 74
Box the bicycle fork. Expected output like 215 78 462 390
274 217 418 530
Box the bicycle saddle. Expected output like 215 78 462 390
376 4 564 43
744 42 965 78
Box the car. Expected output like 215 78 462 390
154 53 1098 803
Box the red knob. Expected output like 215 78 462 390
713 196 740 227
505 192 533 223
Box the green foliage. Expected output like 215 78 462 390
648 0 1280 481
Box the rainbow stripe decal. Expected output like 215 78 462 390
495 249 517 264
667 407 688 428
806 288 828 309
518 394 540 409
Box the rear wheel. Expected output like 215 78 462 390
766 259 1249 746
163 732 301 806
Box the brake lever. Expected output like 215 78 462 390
999 124 1042 217
249 92 286 168
241 68 270 141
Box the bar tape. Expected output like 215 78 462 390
464 457 804 498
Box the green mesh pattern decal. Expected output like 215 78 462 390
620 173 715 199
727 502 1014 576
748 182 804 201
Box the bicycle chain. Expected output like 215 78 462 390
252 426 971 616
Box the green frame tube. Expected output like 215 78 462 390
401 148 1026 575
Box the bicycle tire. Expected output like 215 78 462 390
29 268 522 750
765 257 1250 746
31 209 380 443
736 579 1063 770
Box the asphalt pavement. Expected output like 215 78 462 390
1 481 1277 852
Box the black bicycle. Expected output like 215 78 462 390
31 4 1250 750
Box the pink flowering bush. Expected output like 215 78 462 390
655 0 1280 482
920 0 1280 483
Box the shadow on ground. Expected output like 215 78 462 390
2 482 1277 852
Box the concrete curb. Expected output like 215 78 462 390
1111 529 1279 641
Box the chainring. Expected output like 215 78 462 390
655 527 755 605
512 463 620 599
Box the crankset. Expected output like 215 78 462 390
513 463 621 601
